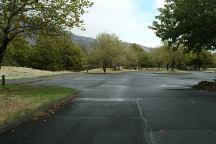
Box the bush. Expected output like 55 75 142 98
193 81 216 91
3 36 32 67
3 33 85 71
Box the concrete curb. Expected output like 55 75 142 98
0 91 79 135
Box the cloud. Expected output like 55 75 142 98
72 0 162 47
155 0 165 8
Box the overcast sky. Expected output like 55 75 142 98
72 0 165 47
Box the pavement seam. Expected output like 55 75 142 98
57 115 141 119
151 130 216 132
76 98 135 102
136 98 153 144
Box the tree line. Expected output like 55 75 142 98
86 33 216 72
3 32 216 72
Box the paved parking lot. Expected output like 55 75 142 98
1 72 216 144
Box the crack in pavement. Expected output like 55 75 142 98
76 98 136 102
136 98 153 144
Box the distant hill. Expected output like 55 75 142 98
72 34 153 52
27 33 153 52
122 41 153 52
72 35 96 50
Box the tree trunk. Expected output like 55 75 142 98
158 65 160 71
103 64 107 73
0 33 10 69
0 45 7 69
171 60 175 71
103 66 106 73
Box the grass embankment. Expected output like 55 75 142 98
84 68 137 74
0 84 75 126
0 66 71 80
154 69 191 74
140 68 190 74
205 68 216 73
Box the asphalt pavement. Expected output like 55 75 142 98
0 71 216 144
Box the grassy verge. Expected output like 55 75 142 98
0 84 75 126
207 68 216 71
83 68 137 74
204 68 216 73
154 69 191 74
0 66 71 80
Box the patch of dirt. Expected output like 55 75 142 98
193 81 216 91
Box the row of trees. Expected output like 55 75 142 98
2 32 216 72
150 45 216 71
3 32 84 71
86 33 216 72
84 0 216 73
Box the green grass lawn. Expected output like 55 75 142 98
0 84 75 126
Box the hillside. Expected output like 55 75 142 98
72 34 153 52
26 33 153 52
72 35 95 50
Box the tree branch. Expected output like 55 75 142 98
8 30 25 42
0 25 3 32
9 24 38 33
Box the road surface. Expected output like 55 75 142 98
0 71 216 144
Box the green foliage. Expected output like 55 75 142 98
150 44 215 71
187 51 214 70
88 33 123 73
0 0 93 66
3 36 32 67
3 32 85 71
31 35 64 71
0 0 93 35
150 47 168 70
31 33 84 71
3 31 215 72
151 0 216 51
126 44 150 68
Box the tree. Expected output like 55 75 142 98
150 0 216 51
3 36 31 67
0 0 93 67
187 50 214 70
124 46 138 68
172 47 186 70
31 32 84 71
62 44 85 71
151 47 167 71
128 44 149 69
90 33 123 73
161 43 187 71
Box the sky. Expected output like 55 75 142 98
72 0 165 48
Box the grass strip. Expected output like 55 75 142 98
0 84 75 126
